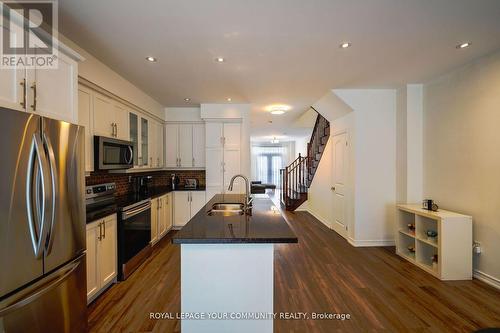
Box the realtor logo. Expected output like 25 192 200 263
1 0 58 69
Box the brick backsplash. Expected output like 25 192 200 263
86 170 206 196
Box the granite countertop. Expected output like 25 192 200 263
172 194 298 244
86 185 206 223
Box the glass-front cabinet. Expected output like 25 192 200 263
129 113 139 165
141 117 149 167
129 112 149 168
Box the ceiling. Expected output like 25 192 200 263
58 0 500 140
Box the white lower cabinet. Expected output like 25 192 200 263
86 214 117 303
174 191 206 227
151 193 173 245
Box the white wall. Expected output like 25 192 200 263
423 50 500 284
396 84 424 204
165 107 202 122
307 89 397 246
339 89 397 244
58 34 165 119
294 136 308 157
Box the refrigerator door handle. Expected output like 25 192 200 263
43 133 58 255
0 258 81 317
26 134 51 259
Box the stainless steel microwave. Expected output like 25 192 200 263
94 136 134 170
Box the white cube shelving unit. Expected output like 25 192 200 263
396 204 473 281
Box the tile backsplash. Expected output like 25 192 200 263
86 170 206 196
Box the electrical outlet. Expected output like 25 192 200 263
473 241 482 254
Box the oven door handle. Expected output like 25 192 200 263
122 202 151 220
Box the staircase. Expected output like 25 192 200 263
280 108 330 211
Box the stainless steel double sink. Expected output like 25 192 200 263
208 203 245 216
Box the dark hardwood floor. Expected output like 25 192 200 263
88 196 500 332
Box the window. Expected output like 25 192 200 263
251 145 289 186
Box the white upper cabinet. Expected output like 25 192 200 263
0 21 25 112
113 102 130 141
27 52 78 123
205 123 223 148
148 118 164 168
192 124 206 167
92 93 115 138
179 124 193 167
93 93 129 140
222 123 241 149
0 19 80 123
165 124 179 168
205 121 241 194
165 123 205 168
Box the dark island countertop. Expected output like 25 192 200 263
172 194 298 244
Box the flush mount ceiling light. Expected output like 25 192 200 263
340 42 351 49
456 42 471 49
216 57 225 63
184 98 191 102
146 56 157 62
267 104 291 115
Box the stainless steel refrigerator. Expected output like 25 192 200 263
0 107 87 332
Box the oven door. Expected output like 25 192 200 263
118 201 152 279
95 136 133 170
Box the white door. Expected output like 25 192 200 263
223 123 241 149
93 93 115 137
78 86 94 172
179 124 193 167
99 215 117 286
85 222 99 301
0 20 25 112
224 148 241 193
331 132 348 239
205 122 223 148
174 192 190 227
205 148 224 190
151 197 158 243
192 123 205 167
29 51 77 123
205 187 220 203
113 102 130 141
165 124 179 167
190 192 206 217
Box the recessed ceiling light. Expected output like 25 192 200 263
340 42 351 49
146 56 157 62
216 57 225 63
184 98 191 102
456 42 471 49
227 97 232 102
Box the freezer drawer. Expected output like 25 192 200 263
0 255 87 333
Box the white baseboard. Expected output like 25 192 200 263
348 237 395 247
474 269 500 290
304 208 331 229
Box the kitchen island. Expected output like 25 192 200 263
172 194 297 333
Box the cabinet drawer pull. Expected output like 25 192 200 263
20 79 26 108
30 82 37 111
98 222 102 241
